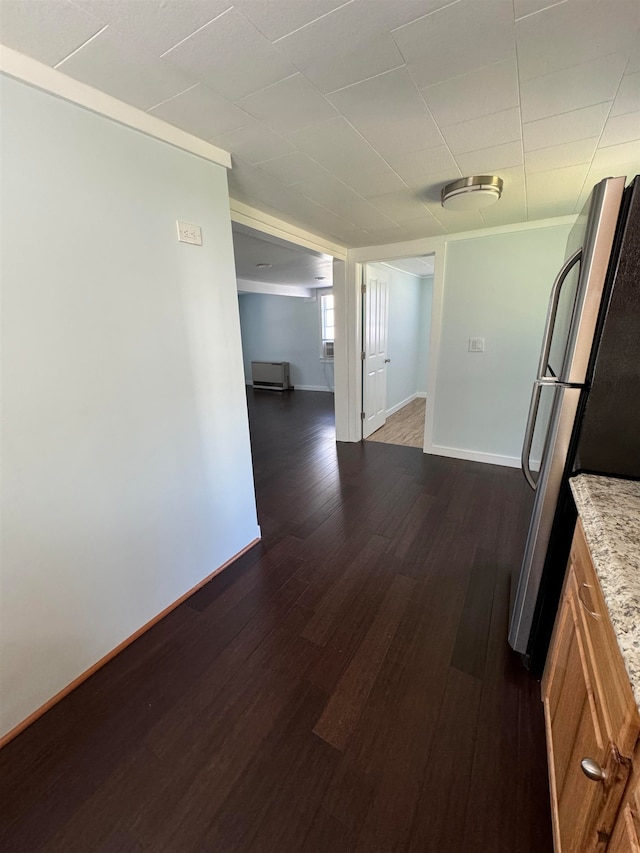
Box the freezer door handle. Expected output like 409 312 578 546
536 248 582 380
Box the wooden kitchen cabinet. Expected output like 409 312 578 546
609 745 640 852
542 520 640 852
607 803 640 852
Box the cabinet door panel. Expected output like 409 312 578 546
544 567 629 851
608 804 640 853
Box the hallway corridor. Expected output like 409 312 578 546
0 389 552 852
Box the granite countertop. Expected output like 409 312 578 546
570 474 640 707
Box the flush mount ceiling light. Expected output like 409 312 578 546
441 175 504 211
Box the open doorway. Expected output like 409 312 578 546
363 255 434 449
233 223 336 466
232 223 337 434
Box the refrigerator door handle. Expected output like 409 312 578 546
522 381 542 490
521 375 584 489
536 248 582 379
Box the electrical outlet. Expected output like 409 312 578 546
469 337 485 353
177 221 202 245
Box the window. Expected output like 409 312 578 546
320 292 334 359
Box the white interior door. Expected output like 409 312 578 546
362 265 389 438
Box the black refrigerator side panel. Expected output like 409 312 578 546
526 479 577 676
575 178 640 477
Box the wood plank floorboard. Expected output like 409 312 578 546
366 398 426 448
0 388 553 852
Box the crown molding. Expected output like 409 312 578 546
0 45 232 169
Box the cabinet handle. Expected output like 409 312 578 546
581 758 606 782
578 583 600 620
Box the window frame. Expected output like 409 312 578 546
319 289 334 361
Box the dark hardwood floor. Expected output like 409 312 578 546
0 388 552 852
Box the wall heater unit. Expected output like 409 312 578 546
251 361 291 391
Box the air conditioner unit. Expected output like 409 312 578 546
251 361 292 391
322 340 334 359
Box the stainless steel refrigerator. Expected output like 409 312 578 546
509 174 640 672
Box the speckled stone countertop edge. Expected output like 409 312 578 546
570 474 640 709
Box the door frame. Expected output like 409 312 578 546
346 236 446 451
230 200 348 434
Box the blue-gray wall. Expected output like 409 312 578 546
238 292 335 391
433 224 573 462
0 74 259 739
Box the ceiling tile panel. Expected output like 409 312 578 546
479 200 527 227
575 151 640 212
162 7 295 102
289 118 406 196
327 68 443 158
8 0 640 241
148 84 253 139
522 102 610 151
228 161 359 243
611 72 640 117
367 190 434 224
421 59 520 127
454 140 524 176
516 0 638 82
520 53 628 122
236 74 338 135
376 0 467 30
386 146 460 191
72 0 231 56
626 33 640 73
589 140 640 174
600 112 640 148
212 124 294 164
527 162 590 218
55 26 197 111
232 0 348 42
525 137 598 173
392 0 515 88
274 0 405 94
0 0 104 66
379 216 445 241
479 167 527 226
427 205 486 232
513 0 568 21
441 108 522 155
256 152 331 186
295 175 399 231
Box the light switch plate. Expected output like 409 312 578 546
177 221 202 245
469 337 485 352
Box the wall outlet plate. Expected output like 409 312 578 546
177 221 202 245
469 337 485 352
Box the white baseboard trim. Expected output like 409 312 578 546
426 443 520 469
415 391 427 399
294 384 334 392
386 392 425 417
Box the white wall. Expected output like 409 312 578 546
238 292 334 392
372 264 430 413
432 224 573 463
0 75 260 739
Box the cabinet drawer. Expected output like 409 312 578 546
570 520 639 758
